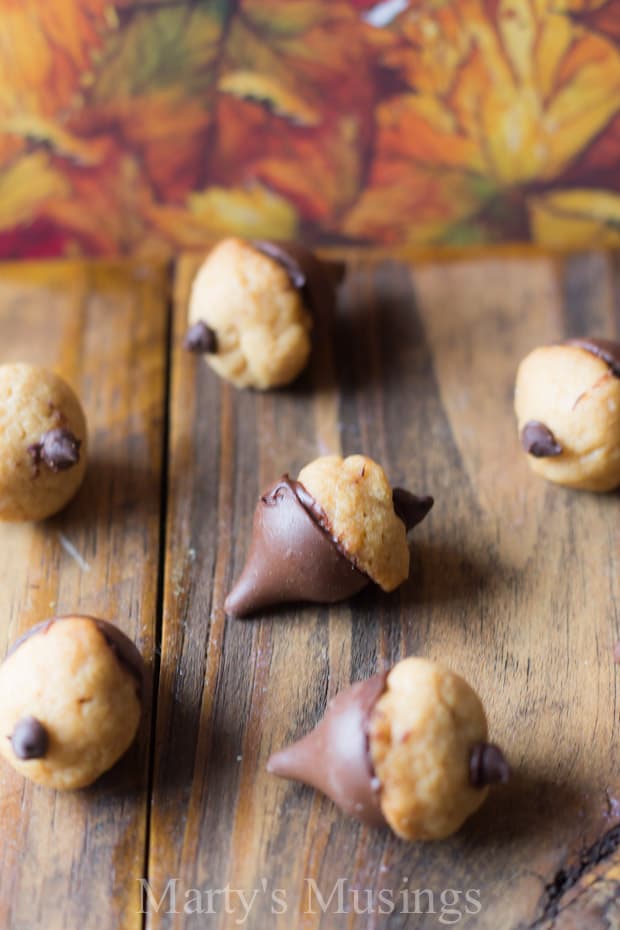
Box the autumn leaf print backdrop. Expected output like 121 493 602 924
0 0 619 257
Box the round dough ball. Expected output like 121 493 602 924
0 616 144 790
186 238 313 390
0 364 87 520
515 343 620 491
368 658 489 840
297 454 410 591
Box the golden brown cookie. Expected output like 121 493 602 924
0 364 87 521
0 616 144 790
184 237 343 390
224 454 433 616
268 657 509 840
298 455 413 591
515 338 620 491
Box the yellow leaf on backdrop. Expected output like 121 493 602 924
144 184 298 248
0 152 69 231
529 189 620 246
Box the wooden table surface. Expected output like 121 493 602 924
0 251 618 930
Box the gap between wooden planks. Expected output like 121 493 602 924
0 252 618 930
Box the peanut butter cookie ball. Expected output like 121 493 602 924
268 657 509 840
515 338 620 491
0 364 87 521
184 238 344 390
224 454 433 616
0 617 144 790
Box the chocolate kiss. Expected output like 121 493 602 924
224 477 368 617
565 337 620 378
521 420 562 458
267 672 388 826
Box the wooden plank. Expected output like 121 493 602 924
152 250 619 930
147 254 620 930
0 261 169 930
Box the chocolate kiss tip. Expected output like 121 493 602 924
392 488 434 531
266 741 307 779
469 742 511 788
521 421 562 458
184 320 217 354
224 584 258 619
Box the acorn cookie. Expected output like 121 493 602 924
268 657 510 841
0 616 144 790
515 338 620 491
0 364 87 521
184 238 345 390
225 454 433 617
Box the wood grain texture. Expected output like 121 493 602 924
0 253 618 930
145 251 620 930
0 261 169 930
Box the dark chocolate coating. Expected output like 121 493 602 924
28 428 81 472
224 477 368 617
253 240 307 289
5 616 145 697
11 716 49 760
521 421 562 458
565 337 620 378
469 742 511 788
252 240 345 316
392 488 434 530
267 672 389 827
184 321 217 355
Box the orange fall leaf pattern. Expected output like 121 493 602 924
0 0 619 256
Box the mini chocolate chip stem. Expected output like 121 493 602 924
469 742 511 788
11 716 49 761
183 321 217 355
515 338 620 491
0 616 144 790
224 455 433 617
28 427 82 472
268 657 510 841
184 237 345 390
520 421 562 458
0 364 88 520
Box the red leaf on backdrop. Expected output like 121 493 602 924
0 218 71 261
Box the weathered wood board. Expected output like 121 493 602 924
0 252 618 930
0 261 168 930
145 251 620 930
